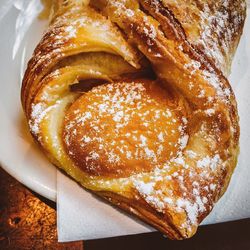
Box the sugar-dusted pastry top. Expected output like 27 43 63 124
21 0 246 240
147 0 246 76
63 80 188 178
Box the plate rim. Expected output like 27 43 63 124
0 157 57 201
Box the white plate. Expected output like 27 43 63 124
0 0 56 201
0 0 250 209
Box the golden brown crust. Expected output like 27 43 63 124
63 80 189 178
139 0 246 76
21 0 246 240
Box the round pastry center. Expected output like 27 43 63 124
63 81 187 178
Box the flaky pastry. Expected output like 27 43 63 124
21 0 246 239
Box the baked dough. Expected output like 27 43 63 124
21 0 246 239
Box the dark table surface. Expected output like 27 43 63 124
0 166 250 250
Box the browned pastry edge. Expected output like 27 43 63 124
97 190 193 240
96 150 238 240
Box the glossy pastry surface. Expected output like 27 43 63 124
21 0 246 239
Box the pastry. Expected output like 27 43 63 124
21 0 246 239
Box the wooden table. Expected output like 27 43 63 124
0 166 250 250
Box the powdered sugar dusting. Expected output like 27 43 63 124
197 154 221 171
65 25 77 39
63 81 188 176
29 102 53 137
134 179 165 211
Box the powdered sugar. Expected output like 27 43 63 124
63 81 186 175
133 179 165 212
176 198 198 225
197 154 221 171
29 102 57 137
65 25 77 39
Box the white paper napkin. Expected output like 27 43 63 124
57 8 250 242
57 171 154 242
